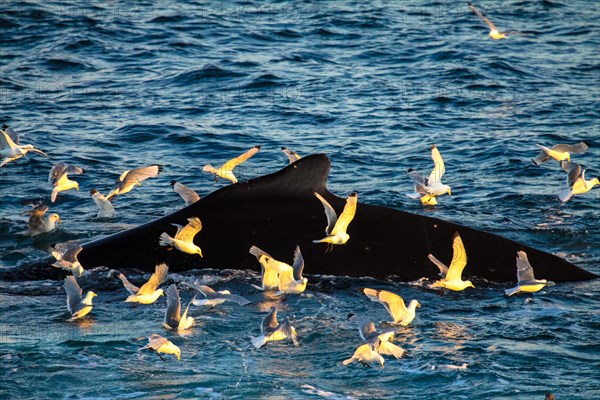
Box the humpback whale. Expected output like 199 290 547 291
5 154 597 282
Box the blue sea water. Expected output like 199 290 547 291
1 1 599 398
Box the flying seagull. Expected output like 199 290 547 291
0 125 48 167
532 142 589 165
251 306 299 349
163 284 196 331
171 180 200 206
49 163 85 202
467 2 518 40
407 144 451 206
505 251 549 296
313 192 358 252
120 263 169 304
52 241 84 277
140 334 181 361
203 145 261 183
183 281 251 307
428 232 475 291
64 275 97 322
159 217 203 256
360 288 420 326
558 161 599 203
106 165 162 200
90 189 115 218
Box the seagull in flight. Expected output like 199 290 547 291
52 241 84 277
120 263 169 305
106 165 162 201
64 275 97 322
251 306 299 349
0 125 48 167
558 161 599 203
275 246 308 295
532 142 589 165
140 334 181 361
203 145 261 183
159 217 203 256
407 144 451 206
349 315 407 359
313 192 358 252
183 281 251 307
49 162 86 202
467 2 519 40
163 284 196 332
428 232 475 291
171 180 200 206
505 251 549 296
360 288 420 326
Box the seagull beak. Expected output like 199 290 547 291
447 189 452 196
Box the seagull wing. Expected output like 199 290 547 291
118 272 140 295
146 334 169 351
222 145 261 171
358 319 378 341
445 232 468 282
0 129 18 149
280 318 299 347
174 217 202 242
427 254 449 277
171 180 200 206
261 307 279 336
516 251 536 282
122 165 162 187
48 163 67 185
468 2 498 31
292 246 304 281
331 192 358 236
1 126 19 145
428 145 445 184
377 290 408 322
61 242 83 262
281 147 301 163
314 192 338 236
532 148 550 166
552 142 589 154
90 190 115 216
182 282 215 298
64 275 83 314
164 284 181 326
137 263 169 295
565 162 582 188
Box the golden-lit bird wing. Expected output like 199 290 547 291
222 145 261 171
314 192 338 236
174 217 202 242
377 290 408 322
427 254 449 277
331 192 358 236
552 142 589 154
516 251 536 282
468 2 498 31
122 165 162 187
0 129 18 149
138 263 169 295
445 232 468 282
428 144 445 184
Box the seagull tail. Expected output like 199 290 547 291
51 189 59 203
558 188 573 203
251 335 268 349
504 287 520 297
342 357 355 366
125 295 138 303
159 232 174 247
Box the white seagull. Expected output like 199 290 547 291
19 202 61 236
251 306 299 349
407 144 451 206
48 162 86 203
163 284 196 331
171 180 200 206
276 246 308 295
467 2 518 40
203 145 261 183
52 241 84 277
532 142 589 165
159 217 203 256
313 192 358 252
343 339 385 368
505 251 549 296
120 263 169 304
558 161 599 203
106 165 162 201
0 125 48 167
281 147 301 164
350 316 407 359
183 281 251 307
64 275 97 322
249 245 289 290
428 232 474 291
140 334 181 361
90 189 115 218
360 288 420 326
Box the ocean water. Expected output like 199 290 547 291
1 1 599 399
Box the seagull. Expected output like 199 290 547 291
120 263 169 304
159 217 203 256
0 125 48 167
203 145 261 183
275 246 308 295
1 124 19 142
140 334 181 361
343 339 384 368
163 284 196 331
48 163 86 202
18 202 61 236
90 189 116 218
558 161 599 203
360 288 420 326
428 232 474 291
106 165 162 200
52 241 84 277
249 245 289 290
182 281 251 307
467 2 518 40
281 147 301 164
505 251 549 296
251 306 299 349
171 180 200 206
532 142 589 165
350 315 407 359
313 192 358 252
407 144 451 206
64 275 97 322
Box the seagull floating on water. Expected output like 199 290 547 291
140 334 181 361
106 165 162 201
49 162 85 202
313 192 357 252
163 284 196 332
120 263 169 305
558 161 599 203
532 142 589 165
360 288 420 326
505 251 549 296
64 275 96 322
203 145 261 183
183 281 251 307
467 2 518 40
251 306 298 349
159 217 203 256
249 245 289 290
428 232 474 291
18 201 61 236
281 147 301 164
90 189 115 218
343 339 384 368
407 144 451 206
0 125 48 167
171 180 200 206
52 241 84 277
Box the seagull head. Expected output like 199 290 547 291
50 214 61 223
466 281 475 289
446 187 452 196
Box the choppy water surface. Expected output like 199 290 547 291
1 1 599 399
